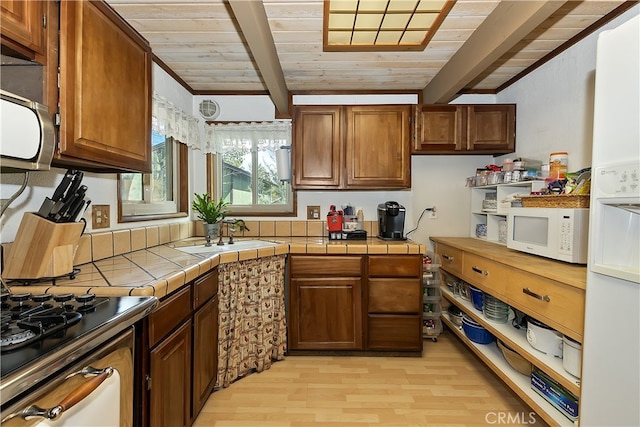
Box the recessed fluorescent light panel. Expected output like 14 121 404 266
324 0 456 51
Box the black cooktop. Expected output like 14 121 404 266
0 292 157 388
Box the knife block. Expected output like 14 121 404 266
2 213 85 280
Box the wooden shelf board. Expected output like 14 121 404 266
442 314 577 427
441 286 581 396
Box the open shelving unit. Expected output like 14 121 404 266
469 180 546 244
422 253 443 341
441 285 580 427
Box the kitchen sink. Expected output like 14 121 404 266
174 239 279 255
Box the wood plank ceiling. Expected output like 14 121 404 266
106 0 633 112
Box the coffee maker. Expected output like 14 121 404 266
377 201 406 240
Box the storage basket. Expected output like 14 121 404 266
520 194 590 208
497 339 532 376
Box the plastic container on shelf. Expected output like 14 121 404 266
447 305 464 327
423 318 443 337
462 315 495 344
423 285 442 302
423 302 442 318
422 269 440 286
469 286 484 311
422 251 441 272
422 251 443 341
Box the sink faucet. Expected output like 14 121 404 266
222 219 250 244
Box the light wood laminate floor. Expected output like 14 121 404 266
193 329 548 426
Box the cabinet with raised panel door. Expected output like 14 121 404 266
1 0 152 173
144 268 219 427
293 105 411 189
288 255 364 350
413 104 515 155
288 254 423 352
0 0 45 59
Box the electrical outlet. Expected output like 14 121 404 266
92 205 110 229
428 207 437 219
307 205 321 220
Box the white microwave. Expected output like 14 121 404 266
507 207 590 264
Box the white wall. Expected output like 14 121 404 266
493 8 640 172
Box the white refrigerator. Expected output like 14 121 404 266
580 11 640 427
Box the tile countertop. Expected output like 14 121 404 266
5 237 426 299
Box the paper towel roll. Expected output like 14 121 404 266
276 148 291 182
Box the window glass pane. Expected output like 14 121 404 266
213 122 293 214
121 173 143 202
120 130 178 217
222 143 252 205
151 132 173 203
257 149 287 205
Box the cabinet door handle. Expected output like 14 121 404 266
442 254 454 261
522 287 551 302
471 266 488 276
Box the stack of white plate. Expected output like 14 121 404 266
483 293 510 323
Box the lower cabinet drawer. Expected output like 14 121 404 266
290 255 363 276
504 269 585 339
193 269 218 310
461 252 507 295
367 315 422 351
148 286 192 348
368 255 421 277
435 243 463 276
368 278 421 313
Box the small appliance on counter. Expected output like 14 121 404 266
377 201 406 240
327 205 343 240
327 204 367 240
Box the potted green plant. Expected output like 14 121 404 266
192 193 229 244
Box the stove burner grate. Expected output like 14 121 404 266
0 292 103 353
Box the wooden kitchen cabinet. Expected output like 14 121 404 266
191 272 219 420
150 320 192 427
366 255 422 351
56 0 152 172
288 254 423 353
292 105 412 190
0 0 45 59
144 268 219 427
1 0 152 172
288 255 363 350
414 104 515 155
293 106 342 188
433 237 585 427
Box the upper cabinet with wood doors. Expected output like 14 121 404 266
0 0 45 60
414 104 515 155
56 1 152 172
293 105 412 190
1 1 152 173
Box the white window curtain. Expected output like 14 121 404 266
204 121 292 154
152 93 201 150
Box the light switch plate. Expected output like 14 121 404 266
92 205 110 229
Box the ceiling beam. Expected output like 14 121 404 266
422 1 567 104
228 0 289 115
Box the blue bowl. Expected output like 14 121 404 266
469 286 483 311
462 316 495 344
